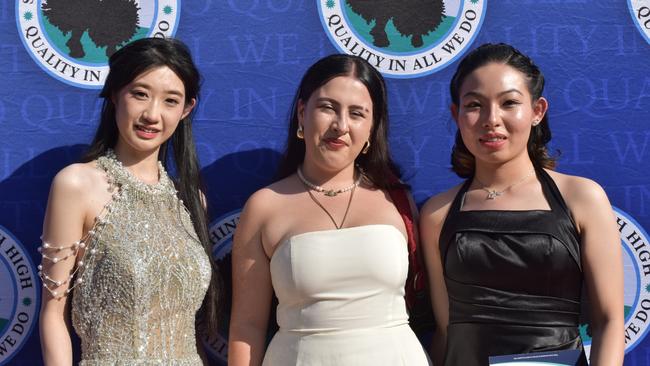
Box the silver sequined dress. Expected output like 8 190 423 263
71 151 212 365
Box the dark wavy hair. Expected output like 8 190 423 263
276 54 403 190
449 43 557 178
81 37 220 332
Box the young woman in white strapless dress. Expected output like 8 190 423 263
228 54 431 366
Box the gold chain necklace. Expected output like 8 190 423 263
297 167 361 197
305 186 356 230
297 167 359 229
474 170 535 200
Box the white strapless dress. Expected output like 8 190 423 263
262 225 431 366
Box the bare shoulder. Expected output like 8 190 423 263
545 169 611 210
243 179 288 212
241 188 275 221
545 169 614 234
240 176 294 225
50 162 105 197
420 183 464 226
44 161 109 237
235 177 295 255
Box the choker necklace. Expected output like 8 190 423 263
297 167 361 197
474 170 535 200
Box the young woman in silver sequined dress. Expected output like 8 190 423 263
38 38 219 365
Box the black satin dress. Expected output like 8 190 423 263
439 169 588 366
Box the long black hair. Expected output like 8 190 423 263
276 54 403 190
449 43 556 178
81 37 219 332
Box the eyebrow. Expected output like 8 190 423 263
315 97 371 112
131 82 185 97
462 88 524 99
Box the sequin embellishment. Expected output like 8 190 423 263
46 151 211 365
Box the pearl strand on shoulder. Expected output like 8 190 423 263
39 193 117 299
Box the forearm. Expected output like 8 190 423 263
40 309 73 366
429 327 446 366
588 320 624 366
228 325 267 366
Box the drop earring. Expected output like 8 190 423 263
361 141 370 154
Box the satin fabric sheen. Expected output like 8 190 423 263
439 169 588 366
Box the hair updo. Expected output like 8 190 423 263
449 43 556 178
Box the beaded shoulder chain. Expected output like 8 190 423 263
38 212 111 299
38 149 131 299
38 150 192 299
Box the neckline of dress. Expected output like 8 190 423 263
458 170 555 213
270 224 406 262
99 149 174 196
458 208 553 213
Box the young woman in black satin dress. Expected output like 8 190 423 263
420 43 624 366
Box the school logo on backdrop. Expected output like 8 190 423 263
617 208 650 353
0 226 39 365
629 0 650 44
16 0 180 89
317 0 487 78
580 208 650 357
201 210 241 365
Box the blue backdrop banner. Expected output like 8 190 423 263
1 0 649 364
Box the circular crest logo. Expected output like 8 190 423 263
628 0 650 44
201 210 241 365
317 0 487 78
580 207 650 357
0 226 39 365
16 0 181 89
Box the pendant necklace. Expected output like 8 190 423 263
297 167 360 229
474 170 535 200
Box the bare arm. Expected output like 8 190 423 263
39 166 88 366
569 178 624 365
228 192 274 366
420 189 457 366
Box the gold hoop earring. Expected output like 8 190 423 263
361 141 370 154
296 125 304 139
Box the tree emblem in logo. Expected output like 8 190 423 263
16 0 180 88
41 0 140 59
347 1 446 48
318 0 487 78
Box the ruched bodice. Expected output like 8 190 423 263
263 225 430 365
439 169 587 365
71 151 211 366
